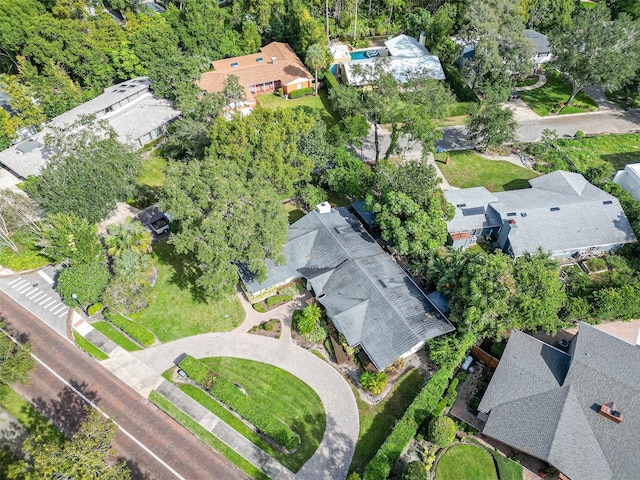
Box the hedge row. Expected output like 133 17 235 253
363 335 476 480
324 71 339 91
179 356 299 450
442 63 478 104
289 87 314 99
103 310 155 347
266 294 293 308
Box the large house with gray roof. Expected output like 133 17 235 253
0 77 179 179
444 171 637 258
239 204 454 370
478 323 640 480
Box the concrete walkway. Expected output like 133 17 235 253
132 333 360 480
514 73 546 92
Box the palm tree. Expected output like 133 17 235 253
305 44 327 96
297 303 322 335
105 218 152 258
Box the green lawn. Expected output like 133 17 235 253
139 152 167 187
92 321 141 352
129 242 244 342
435 150 540 192
518 71 598 116
490 449 523 480
0 386 65 443
349 369 424 474
0 230 49 272
435 444 499 480
149 391 269 480
256 90 340 126
555 133 640 170
73 332 109 360
199 357 326 472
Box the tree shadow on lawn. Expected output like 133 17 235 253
502 179 533 191
602 152 640 170
152 241 210 304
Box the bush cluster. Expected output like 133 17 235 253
442 63 478 103
103 310 155 347
428 416 456 446
265 294 293 308
179 356 299 450
87 302 103 316
289 87 314 99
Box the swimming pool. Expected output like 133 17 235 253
350 49 380 60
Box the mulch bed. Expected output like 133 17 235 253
248 319 282 339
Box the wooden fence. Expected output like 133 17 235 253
471 345 499 368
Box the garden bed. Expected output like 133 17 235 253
248 319 281 339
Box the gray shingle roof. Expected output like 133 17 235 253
0 77 179 179
480 323 640 480
524 29 552 55
240 207 454 370
444 187 501 233
445 171 637 257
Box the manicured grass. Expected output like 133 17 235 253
149 391 270 480
104 310 155 347
256 90 340 126
129 242 244 342
518 71 598 116
73 332 109 361
435 444 499 480
490 449 523 480
92 321 141 352
349 369 424 474
139 151 167 187
201 357 326 472
0 385 65 443
554 133 640 170
435 150 540 192
0 230 49 272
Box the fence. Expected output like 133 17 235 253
471 345 499 368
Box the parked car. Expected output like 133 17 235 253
150 213 170 235
508 91 520 101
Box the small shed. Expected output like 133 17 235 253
448 231 473 250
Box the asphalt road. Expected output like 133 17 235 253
0 292 247 480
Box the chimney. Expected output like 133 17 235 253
316 201 331 214
271 56 277 64
419 31 426 46
599 402 623 424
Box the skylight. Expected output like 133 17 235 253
231 62 239 67
603 200 613 205
506 212 517 217
256 57 263 62
550 207 560 211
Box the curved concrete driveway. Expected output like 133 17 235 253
132 333 359 480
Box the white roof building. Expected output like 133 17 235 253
0 77 179 179
614 163 640 202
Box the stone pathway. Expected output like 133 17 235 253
426 152 457 191
514 73 546 92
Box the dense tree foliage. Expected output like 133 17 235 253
38 213 103 266
550 4 640 110
466 101 518 151
57 261 110 307
24 119 141 224
0 325 34 388
10 408 130 480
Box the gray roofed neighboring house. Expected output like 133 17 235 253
445 171 637 258
0 77 179 179
479 323 640 480
239 206 454 370
524 29 552 64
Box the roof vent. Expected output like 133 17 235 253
521 212 527 217
271 56 277 64
316 201 331 214
599 402 623 424
456 203 467 208
231 62 239 67
603 200 613 205
16 139 41 154
550 207 560 212
506 212 517 217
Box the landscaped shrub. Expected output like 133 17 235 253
360 371 388 395
103 309 155 347
289 87 314 99
432 399 447 417
57 261 110 306
179 356 299 450
428 416 456 447
87 302 103 316
265 294 293 309
363 334 477 480
324 71 339 91
252 302 267 313
444 378 459 408
402 461 428 480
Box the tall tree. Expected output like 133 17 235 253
23 118 142 224
305 43 327 96
550 4 640 110
0 326 34 389
10 408 130 480
105 218 152 258
466 101 517 151
38 213 104 266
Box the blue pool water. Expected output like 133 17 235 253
350 49 379 60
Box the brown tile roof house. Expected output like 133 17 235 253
198 42 313 106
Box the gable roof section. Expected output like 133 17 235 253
524 29 552 55
341 55 445 86
481 323 640 480
444 187 501 233
199 42 313 103
240 207 454 370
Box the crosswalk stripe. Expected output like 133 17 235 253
58 309 69 318
18 285 33 294
52 305 67 315
32 292 47 302
26 288 41 299
7 278 21 286
48 303 60 311
38 296 52 305
12 280 28 290
42 299 57 308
